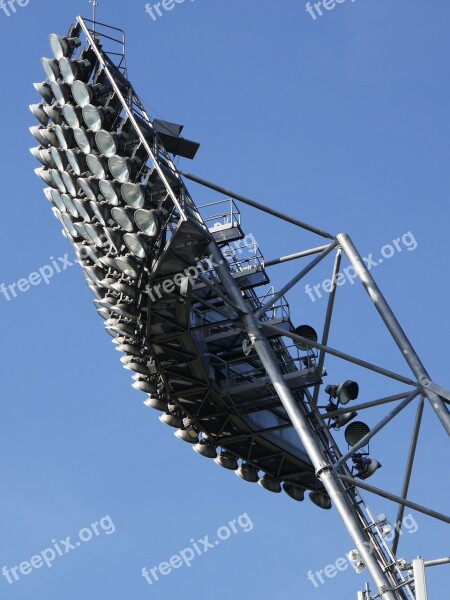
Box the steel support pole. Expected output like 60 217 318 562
392 398 424 555
337 233 450 437
183 172 335 239
208 241 398 600
412 559 428 600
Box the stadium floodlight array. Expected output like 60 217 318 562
30 16 450 600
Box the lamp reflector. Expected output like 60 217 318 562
96 130 118 157
123 233 146 259
282 482 305 502
49 34 80 60
345 421 371 447
99 179 120 205
134 209 159 238
258 474 282 493
34 81 54 104
108 156 132 183
74 128 95 154
29 104 48 126
111 207 134 232
62 104 82 129
41 57 60 82
214 451 238 470
236 463 259 483
309 491 332 510
121 182 145 208
294 324 318 350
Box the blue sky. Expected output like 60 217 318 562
0 0 449 598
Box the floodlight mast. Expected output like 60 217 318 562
30 15 450 600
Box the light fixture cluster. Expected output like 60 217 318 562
144 392 325 503
30 28 174 402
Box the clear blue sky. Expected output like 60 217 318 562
0 0 449 598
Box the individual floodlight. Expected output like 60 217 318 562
82 104 117 132
121 182 146 208
326 380 359 405
62 104 83 129
74 127 95 154
49 33 80 60
175 428 199 443
71 80 111 107
111 207 135 232
123 233 147 259
43 104 63 125
108 302 140 320
214 451 238 470
54 124 75 150
89 200 110 226
132 379 156 394
46 188 66 212
73 198 94 223
352 455 382 480
73 222 93 242
144 395 168 412
59 57 92 84
49 147 68 171
30 125 57 147
345 421 371 447
78 176 100 200
108 155 140 183
84 267 105 285
61 193 78 218
109 281 138 299
325 403 358 430
85 223 106 247
114 256 140 279
123 360 148 376
99 179 121 205
30 147 55 168
50 80 71 105
282 482 305 502
50 169 66 193
236 462 259 483
102 227 124 253
348 550 365 573
35 167 54 186
134 209 159 238
107 320 138 338
61 172 78 197
159 404 183 428
76 243 101 265
34 81 54 104
258 474 282 493
66 148 87 175
29 104 49 126
86 154 108 179
116 341 143 358
41 57 60 82
99 255 120 270
193 439 217 459
309 490 332 510
96 130 120 157
175 418 199 444
60 212 78 237
293 324 318 350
